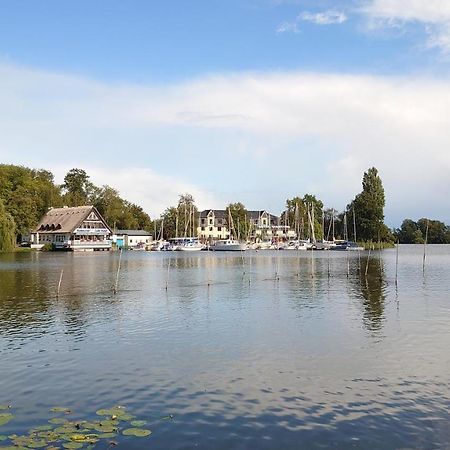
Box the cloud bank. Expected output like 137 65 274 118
1 63 450 223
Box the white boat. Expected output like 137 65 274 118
178 238 204 251
313 240 336 250
212 239 246 251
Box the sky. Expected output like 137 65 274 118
1 0 450 226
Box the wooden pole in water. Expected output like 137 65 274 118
57 269 64 297
365 248 371 278
113 248 122 294
311 247 315 279
327 247 330 278
395 240 399 286
166 257 171 290
422 220 429 275
378 233 382 281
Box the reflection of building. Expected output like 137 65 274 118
31 206 112 251
112 230 152 249
198 209 295 242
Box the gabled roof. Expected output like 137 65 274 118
34 206 111 234
199 209 228 219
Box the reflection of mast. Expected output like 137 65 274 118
343 213 348 241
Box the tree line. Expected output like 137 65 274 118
0 165 152 250
1 163 449 251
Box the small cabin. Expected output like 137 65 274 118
112 230 153 249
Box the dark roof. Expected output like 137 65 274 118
199 209 228 219
34 206 111 234
116 230 152 236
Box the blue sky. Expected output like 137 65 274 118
1 0 450 225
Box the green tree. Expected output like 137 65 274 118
284 194 324 239
226 202 248 240
177 193 197 237
62 168 94 206
0 199 16 252
348 167 390 242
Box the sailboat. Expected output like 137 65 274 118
332 211 364 251
178 204 204 251
212 209 246 251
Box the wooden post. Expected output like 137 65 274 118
166 256 171 290
327 246 330 278
422 220 429 275
113 249 122 294
395 241 399 286
57 269 64 297
378 234 382 281
365 248 371 278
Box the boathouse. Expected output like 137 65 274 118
112 230 153 249
31 206 112 251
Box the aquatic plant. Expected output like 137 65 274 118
0 405 154 449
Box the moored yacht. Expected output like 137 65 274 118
212 239 246 251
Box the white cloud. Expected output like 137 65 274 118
300 10 347 25
277 9 346 33
363 0 450 51
50 165 219 219
1 63 450 223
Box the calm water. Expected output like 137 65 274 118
1 246 450 449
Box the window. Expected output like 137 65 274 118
218 227 221 231
201 227 205 231
209 227 213 231
209 219 213 225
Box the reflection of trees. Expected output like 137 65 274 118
357 256 386 332
0 253 122 339
0 253 53 336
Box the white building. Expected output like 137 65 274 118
112 230 153 249
197 210 230 241
31 206 112 251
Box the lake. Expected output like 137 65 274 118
1 246 450 449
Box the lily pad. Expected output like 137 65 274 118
49 418 68 425
50 407 71 414
62 443 84 449
122 427 152 437
0 414 13 427
130 420 147 427
0 435 7 441
0 406 10 411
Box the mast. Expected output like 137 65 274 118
353 206 357 243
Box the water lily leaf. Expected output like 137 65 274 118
97 432 116 438
50 407 71 414
0 406 10 411
49 418 68 425
122 428 151 437
33 424 54 431
62 443 83 449
0 414 13 427
130 420 147 427
0 435 7 441
25 440 47 448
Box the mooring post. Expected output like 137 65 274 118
365 248 371 278
422 221 429 275
57 269 64 297
113 248 122 294
327 247 331 279
395 240 399 286
166 256 171 291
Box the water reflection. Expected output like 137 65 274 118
357 255 387 332
1 249 450 450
